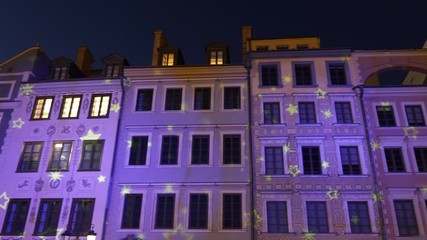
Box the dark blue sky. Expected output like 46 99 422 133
1 0 426 67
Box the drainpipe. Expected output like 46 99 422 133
102 77 125 240
352 84 387 240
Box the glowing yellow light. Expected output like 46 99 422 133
315 88 327 99
120 186 132 196
258 156 264 162
104 79 112 85
282 74 292 84
110 103 121 113
12 118 25 128
351 215 359 224
163 224 193 240
302 228 316 240
0 192 10 210
265 175 272 182
321 109 333 118
20 84 34 96
167 125 173 131
80 129 102 140
55 228 64 240
372 191 383 202
283 143 294 153
371 141 381 151
327 188 339 200
165 185 173 193
48 172 64 181
404 126 419 139
322 161 329 169
289 165 301 177
97 175 106 183
286 104 298 116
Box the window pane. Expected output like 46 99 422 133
34 199 62 235
67 199 95 235
129 136 148 165
155 194 175 229
160 136 179 165
222 194 242 229
306 201 329 233
189 194 208 229
261 65 279 86
394 200 419 236
348 201 371 233
267 201 288 233
224 87 240 109
223 135 241 164
265 147 284 175
121 194 142 229
302 146 321 174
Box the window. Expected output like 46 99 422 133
306 201 329 233
265 147 284 175
335 102 353 124
261 64 279 86
210 51 223 65
1 199 30 235
328 63 347 85
53 67 67 79
135 89 153 111
79 140 104 171
105 64 120 77
17 142 43 172
67 199 95 235
31 96 54 120
302 146 321 175
162 53 174 66
194 87 211 110
376 106 396 127
165 88 182 111
340 146 361 175
60 95 82 119
294 64 313 85
222 193 242 229
89 94 111 118
34 199 62 235
263 102 280 124
414 148 427 172
276 45 289 50
394 200 419 236
188 194 208 229
155 194 175 229
299 102 316 124
121 194 142 229
223 134 241 164
224 87 240 109
405 105 425 126
384 148 405 172
48 141 73 171
129 136 148 165
0 82 13 99
256 46 269 51
348 201 371 233
160 136 179 165
267 201 288 233
191 135 209 165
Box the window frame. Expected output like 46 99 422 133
0 81 16 100
1 198 31 235
158 133 183 167
47 141 73 171
78 140 105 171
223 85 242 110
346 201 372 233
373 102 399 127
88 93 112 118
326 61 350 86
31 96 54 120
384 147 406 173
219 191 246 231
220 131 244 167
298 101 317 124
163 86 185 111
292 61 316 87
128 136 149 166
186 191 212 231
340 146 362 175
192 85 213 111
393 199 420 236
33 198 62 236
17 141 44 172
59 95 82 119
305 201 330 233
334 137 368 176
341 194 378 234
67 198 95 236
414 147 427 172
261 193 293 233
188 131 213 167
334 101 354 124
296 137 326 175
263 102 281 125
259 63 281 87
153 193 177 229
402 103 426 127
135 88 155 112
161 53 175 66
121 194 144 229
126 133 152 168
209 50 224 65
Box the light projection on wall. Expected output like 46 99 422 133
326 188 339 200
104 79 112 85
370 140 381 151
371 191 383 202
314 88 327 99
0 191 10 210
123 77 133 87
120 186 132 196
111 103 121 113
321 161 329 169
351 215 360 224
302 228 316 240
286 104 298 116
404 126 419 139
164 184 174 193
127 140 132 148
97 175 106 183
163 224 193 240
288 165 301 177
167 125 174 131
265 175 273 182
79 129 102 140
321 109 333 119
48 172 64 181
20 84 34 96
12 118 25 128
282 143 294 153
380 102 390 106
282 74 292 84
245 209 263 229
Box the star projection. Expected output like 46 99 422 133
321 109 333 118
123 77 133 87
80 129 102 140
321 161 329 169
48 172 64 181
314 88 327 99
111 103 121 112
20 84 34 96
286 104 298 116
163 224 193 240
98 175 106 183
0 192 10 210
326 188 339 200
120 186 132 196
282 143 294 153
380 102 390 106
302 228 316 240
245 210 263 229
351 215 360 224
404 126 419 139
282 74 292 84
370 140 381 151
288 165 301 177
164 184 174 193
12 118 25 128
103 79 112 85
371 191 383 202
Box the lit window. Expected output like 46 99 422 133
31 96 54 120
405 105 425 126
224 87 240 110
89 94 111 118
17 142 43 172
376 106 396 127
67 199 95 235
129 136 148 165
155 194 175 229
348 201 371 233
302 146 321 175
48 141 73 171
121 194 143 229
34 199 62 235
189 194 208 229
53 67 67 79
160 135 179 165
60 96 82 119
210 51 223 65
135 89 153 111
79 140 104 171
106 64 120 77
222 193 242 229
162 53 174 66
299 102 316 124
1 199 30 235
265 147 284 175
267 201 288 233
384 148 405 172
194 87 211 110
335 102 353 124
263 102 281 124
306 201 329 233
394 200 419 236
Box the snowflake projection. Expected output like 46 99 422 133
123 77 133 87
370 140 381 151
79 129 102 140
103 79 112 85
404 126 419 139
314 88 327 99
0 192 10 210
163 224 193 240
265 175 272 182
321 109 333 119
282 74 292 84
127 140 133 148
326 188 339 200
120 186 132 196
54 228 65 240
12 118 25 128
351 215 360 224
164 184 173 193
288 165 301 177
97 175 106 183
20 84 34 96
380 102 390 106
244 209 263 229
302 228 316 240
286 104 298 116
110 103 121 113
282 143 294 153
371 191 383 202
322 161 329 169
48 172 64 181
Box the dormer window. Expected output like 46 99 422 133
276 45 289 50
210 51 223 65
162 53 175 66
54 67 67 79
256 46 269 51
106 64 120 77
297 44 309 49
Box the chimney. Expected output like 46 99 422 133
76 46 94 72
241 26 252 64
152 30 167 66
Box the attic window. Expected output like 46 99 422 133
106 64 120 77
54 67 67 79
162 53 175 66
256 46 269 51
297 44 309 50
210 51 223 65
276 45 289 50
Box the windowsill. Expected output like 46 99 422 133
260 123 287 127
187 164 214 167
186 229 213 233
327 84 352 87
88 116 110 119
133 110 154 113
15 170 38 173
58 117 80 120
343 232 380 236
77 169 101 172
222 108 243 111
162 110 185 113
292 84 319 88
332 123 360 126
46 169 70 172
337 174 369 177
218 229 246 232
414 172 427 175
262 174 291 177
260 232 296 235
156 164 181 168
295 123 322 126
125 165 149 168
190 109 214 112
32 233 57 236
300 174 330 177
383 172 412 175
258 85 283 88
220 164 244 167
30 118 51 121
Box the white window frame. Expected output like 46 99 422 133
187 130 214 167
407 136 427 173
221 83 244 111
132 85 157 113
401 101 427 127
163 85 186 112
219 189 247 232
219 130 246 167
378 136 411 173
259 136 289 175
330 96 359 126
185 190 213 231
295 137 327 175
125 132 153 168
117 186 147 231
333 136 368 176
301 194 332 233
259 94 286 126
157 131 183 168
372 102 401 127
261 193 293 233
151 188 180 231
191 84 214 112
341 195 378 234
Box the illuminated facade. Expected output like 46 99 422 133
104 31 251 240
0 46 127 239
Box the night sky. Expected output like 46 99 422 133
1 0 426 68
